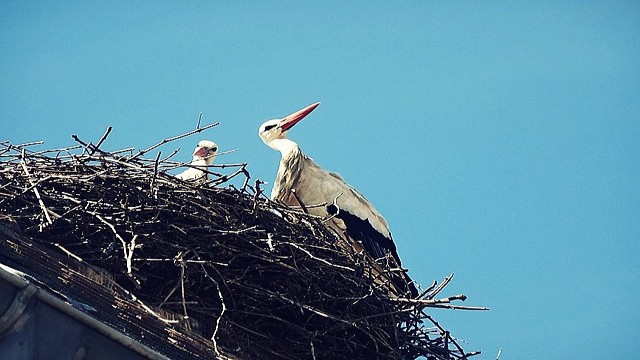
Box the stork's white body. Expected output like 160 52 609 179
259 103 417 297
271 141 393 258
176 158 210 181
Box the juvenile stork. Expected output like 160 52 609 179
176 140 218 182
258 103 418 297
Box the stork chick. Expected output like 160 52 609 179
176 140 218 182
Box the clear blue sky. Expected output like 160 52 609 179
2 2 638 359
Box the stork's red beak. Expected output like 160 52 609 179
193 146 209 158
279 102 320 131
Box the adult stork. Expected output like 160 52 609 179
258 103 418 297
176 140 218 182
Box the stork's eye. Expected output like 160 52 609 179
211 147 218 152
264 124 277 131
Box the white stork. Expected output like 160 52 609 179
176 140 218 182
258 103 418 297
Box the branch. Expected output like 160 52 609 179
89 126 112 157
19 151 53 226
128 122 219 162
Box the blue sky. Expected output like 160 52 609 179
2 2 639 359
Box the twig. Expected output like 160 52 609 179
92 213 133 275
426 273 455 300
71 134 108 157
207 162 249 187
19 152 53 226
196 112 203 129
423 313 469 358
10 140 45 148
285 242 355 272
178 256 188 318
391 294 468 305
322 193 344 223
201 264 227 358
30 145 82 156
291 189 309 214
89 126 112 156
252 179 265 213
240 167 251 192
54 243 84 262
417 279 438 299
149 151 161 195
127 121 219 162
310 340 317 360
157 148 181 164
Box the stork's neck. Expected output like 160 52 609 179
270 138 305 200
193 156 215 166
190 158 208 168
269 138 300 160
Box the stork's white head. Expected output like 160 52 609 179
258 102 320 149
192 140 218 165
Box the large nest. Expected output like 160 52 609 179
0 125 485 359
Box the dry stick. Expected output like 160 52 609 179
212 225 260 235
157 148 181 165
12 175 53 202
196 112 203 129
54 243 84 262
10 140 45 148
291 189 309 214
321 193 344 224
428 304 489 311
71 134 104 156
72 135 115 161
423 312 472 359
200 264 227 359
417 279 438 299
127 121 219 162
391 294 470 306
444 331 450 357
19 152 53 226
207 163 249 187
30 145 82 156
161 155 241 172
110 147 136 156
149 151 161 195
126 235 138 277
92 213 133 275
179 260 189 318
212 161 248 169
426 273 455 300
158 280 182 309
310 340 317 360
129 295 180 325
89 126 113 157
285 242 355 272
206 148 240 159
252 179 265 213
240 168 251 192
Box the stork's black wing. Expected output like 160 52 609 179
327 204 418 297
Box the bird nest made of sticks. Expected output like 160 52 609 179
0 125 485 360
